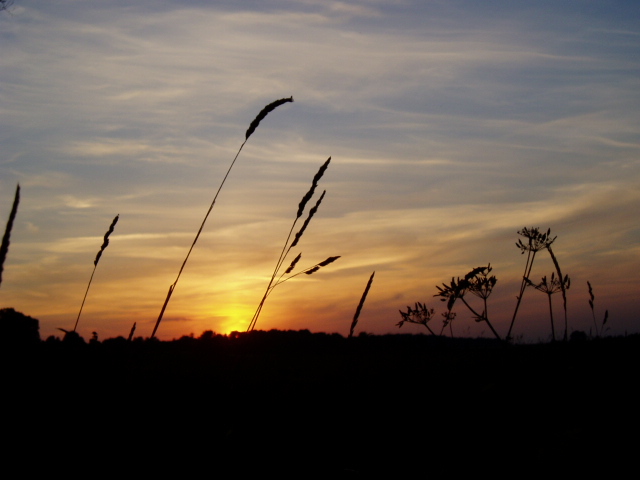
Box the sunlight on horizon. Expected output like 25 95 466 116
212 303 256 334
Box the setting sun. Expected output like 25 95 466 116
214 303 256 335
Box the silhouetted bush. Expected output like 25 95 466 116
0 307 40 346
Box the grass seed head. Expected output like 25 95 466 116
94 214 119 266
285 253 302 274
0 183 20 288
296 157 331 219
350 271 375 337
291 190 326 249
317 255 340 267
245 97 293 140
304 256 340 275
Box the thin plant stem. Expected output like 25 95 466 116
247 210 300 332
151 97 293 338
547 293 556 341
74 265 98 332
459 296 501 340
247 158 331 332
74 214 119 332
423 323 436 336
152 141 246 338
248 253 339 332
507 248 536 341
547 245 568 341
588 281 599 337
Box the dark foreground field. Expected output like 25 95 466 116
4 330 639 476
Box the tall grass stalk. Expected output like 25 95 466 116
0 183 20 289
74 214 119 332
249 254 340 331
247 157 333 331
151 97 293 338
349 271 375 338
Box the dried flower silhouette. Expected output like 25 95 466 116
507 227 556 341
349 271 375 338
435 264 501 340
397 302 436 335
74 214 119 332
248 157 338 331
0 183 20 289
526 272 570 341
152 97 293 338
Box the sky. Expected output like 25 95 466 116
1 0 639 342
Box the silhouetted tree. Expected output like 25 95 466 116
0 307 40 345
58 328 86 345
1 1 13 13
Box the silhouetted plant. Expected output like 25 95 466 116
546 243 569 341
435 265 501 340
397 302 436 335
433 275 463 337
262 253 340 293
127 322 137 341
152 97 293 338
397 228 584 342
587 281 609 338
525 272 570 342
440 311 457 336
0 183 20 289
349 271 375 338
73 214 119 332
507 227 556 341
248 157 339 331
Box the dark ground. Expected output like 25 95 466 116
3 330 639 476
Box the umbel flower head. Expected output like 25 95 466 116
397 301 437 335
526 272 570 295
397 302 435 328
516 227 556 254
467 264 497 300
434 265 493 311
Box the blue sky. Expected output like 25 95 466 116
1 0 639 341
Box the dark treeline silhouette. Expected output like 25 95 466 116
2 309 638 476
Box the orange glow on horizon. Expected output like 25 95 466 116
210 303 257 334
